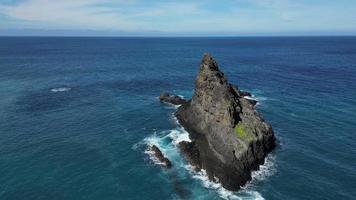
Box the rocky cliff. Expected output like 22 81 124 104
175 54 275 191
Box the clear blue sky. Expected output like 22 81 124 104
0 0 355 36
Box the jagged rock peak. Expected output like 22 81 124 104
200 53 220 71
192 54 238 128
195 54 228 91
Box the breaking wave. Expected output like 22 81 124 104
138 104 276 199
186 154 276 200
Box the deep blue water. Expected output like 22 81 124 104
0 37 356 200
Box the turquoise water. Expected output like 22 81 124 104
0 37 355 199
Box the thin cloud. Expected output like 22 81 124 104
0 0 140 30
0 0 355 35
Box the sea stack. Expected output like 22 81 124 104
175 54 275 191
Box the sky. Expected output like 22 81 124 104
0 0 355 36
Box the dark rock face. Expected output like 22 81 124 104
178 141 201 172
175 54 275 191
148 145 172 168
159 92 187 105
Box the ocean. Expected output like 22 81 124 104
0 36 355 200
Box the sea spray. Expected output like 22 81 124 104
140 113 276 200
184 155 275 200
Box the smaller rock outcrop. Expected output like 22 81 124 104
148 145 172 168
239 90 252 97
230 85 257 105
159 92 187 105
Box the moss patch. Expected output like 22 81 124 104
234 123 256 141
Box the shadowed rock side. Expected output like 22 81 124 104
175 54 275 191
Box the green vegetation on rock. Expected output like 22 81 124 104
235 123 256 141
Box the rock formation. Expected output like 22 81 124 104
238 90 252 97
159 92 187 105
148 145 172 168
174 54 275 191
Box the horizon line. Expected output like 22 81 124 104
1 35 356 38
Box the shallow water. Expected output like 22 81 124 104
0 37 355 199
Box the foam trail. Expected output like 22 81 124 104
50 87 71 92
244 95 268 102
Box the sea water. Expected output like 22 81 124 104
0 37 355 199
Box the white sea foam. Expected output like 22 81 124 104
239 154 276 199
184 163 270 200
143 132 166 165
50 87 71 93
162 102 181 110
243 95 269 107
144 147 164 166
250 154 276 183
243 96 256 101
143 126 190 166
140 109 275 199
186 166 240 199
168 127 191 145
143 128 190 150
255 96 268 102
244 95 268 102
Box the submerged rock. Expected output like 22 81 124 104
174 54 275 191
159 92 187 105
148 145 172 168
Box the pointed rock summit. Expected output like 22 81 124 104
175 54 275 191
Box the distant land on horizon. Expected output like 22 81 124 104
1 29 356 37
